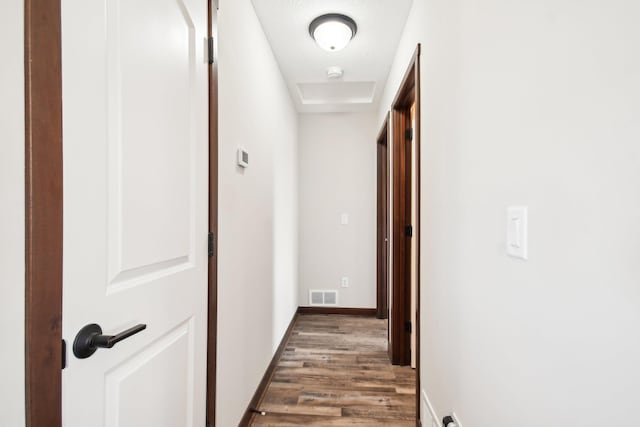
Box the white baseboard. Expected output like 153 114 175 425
421 388 439 427
452 412 464 427
421 389 465 427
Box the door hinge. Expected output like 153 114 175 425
61 339 67 369
208 232 215 257
405 321 412 333
405 224 413 238
405 128 413 141
208 36 214 65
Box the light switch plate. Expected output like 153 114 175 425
237 148 249 168
341 213 349 225
507 206 528 260
341 277 349 288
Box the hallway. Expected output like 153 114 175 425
250 314 416 426
5 0 640 425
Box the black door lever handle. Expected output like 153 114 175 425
73 323 147 359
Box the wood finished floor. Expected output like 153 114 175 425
250 314 416 426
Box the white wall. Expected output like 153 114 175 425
298 113 377 308
380 0 640 425
272 107 299 351
0 0 25 425
216 0 299 425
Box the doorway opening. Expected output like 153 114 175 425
376 113 390 321
387 44 421 420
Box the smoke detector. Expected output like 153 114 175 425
327 66 344 80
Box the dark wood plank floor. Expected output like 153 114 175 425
250 314 416 426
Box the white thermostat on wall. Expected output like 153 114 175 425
237 148 249 168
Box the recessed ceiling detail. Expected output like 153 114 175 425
296 82 377 105
251 0 413 113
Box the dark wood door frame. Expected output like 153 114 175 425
376 113 390 320
206 0 219 425
24 0 64 424
23 1 219 425
390 44 421 366
388 44 421 424
390 100 413 366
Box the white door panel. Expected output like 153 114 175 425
114 0 195 275
61 0 208 425
104 320 194 427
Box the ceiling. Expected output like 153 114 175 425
251 0 413 114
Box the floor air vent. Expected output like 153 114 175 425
309 290 338 306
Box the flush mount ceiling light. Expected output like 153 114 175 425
309 14 357 52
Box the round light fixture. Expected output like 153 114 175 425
309 14 357 52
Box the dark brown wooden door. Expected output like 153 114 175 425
376 115 390 320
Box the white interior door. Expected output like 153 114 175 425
61 0 209 426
